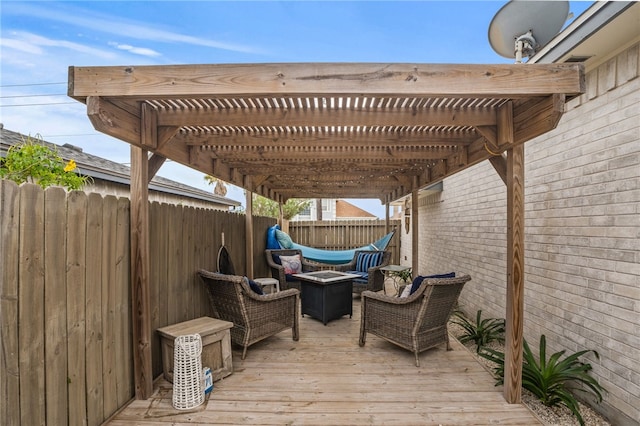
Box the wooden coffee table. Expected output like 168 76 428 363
293 271 360 325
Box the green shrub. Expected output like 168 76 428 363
479 335 605 426
452 309 505 353
0 134 89 190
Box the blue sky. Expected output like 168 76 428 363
1 1 594 217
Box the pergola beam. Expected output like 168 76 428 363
69 63 584 98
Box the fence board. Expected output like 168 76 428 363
115 197 133 407
66 190 88 426
18 183 46 425
183 206 195 321
102 195 119 418
149 201 165 378
0 181 20 426
44 187 69 425
166 205 182 326
85 192 104 425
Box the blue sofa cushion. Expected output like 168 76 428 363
355 252 383 272
409 272 455 295
346 270 369 280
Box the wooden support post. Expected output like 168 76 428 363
245 190 254 279
504 144 525 403
385 203 390 233
130 145 152 400
411 186 419 276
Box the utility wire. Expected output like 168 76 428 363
1 93 67 98
0 101 76 107
0 82 66 87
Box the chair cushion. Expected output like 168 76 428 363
275 229 294 249
280 254 302 274
247 278 265 295
355 252 383 272
409 272 455 295
346 270 368 280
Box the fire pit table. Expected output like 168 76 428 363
293 270 361 325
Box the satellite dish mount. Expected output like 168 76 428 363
514 30 536 63
488 1 570 64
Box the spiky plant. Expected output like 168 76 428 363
452 309 505 353
479 335 605 426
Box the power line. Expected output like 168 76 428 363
0 93 67 99
0 101 76 107
0 82 66 88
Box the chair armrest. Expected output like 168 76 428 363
334 259 356 272
243 286 300 302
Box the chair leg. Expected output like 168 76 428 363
292 317 299 341
414 352 420 367
241 346 248 360
358 331 366 347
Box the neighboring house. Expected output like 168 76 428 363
0 126 240 211
402 3 638 425
293 198 377 220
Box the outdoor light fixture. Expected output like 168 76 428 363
404 198 411 234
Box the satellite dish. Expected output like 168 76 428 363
489 1 570 63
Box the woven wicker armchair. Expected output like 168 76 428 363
335 250 392 295
197 270 300 360
265 249 319 291
359 273 471 366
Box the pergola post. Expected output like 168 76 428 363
504 144 525 403
245 190 254 278
130 145 153 399
411 187 419 276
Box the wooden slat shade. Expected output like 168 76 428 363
69 62 583 203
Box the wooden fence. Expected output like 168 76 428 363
0 181 275 425
288 219 401 264
0 181 399 425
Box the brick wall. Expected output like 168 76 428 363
403 43 640 424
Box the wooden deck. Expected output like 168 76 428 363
107 291 541 425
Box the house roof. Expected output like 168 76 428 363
336 200 376 219
67 62 584 204
0 126 240 207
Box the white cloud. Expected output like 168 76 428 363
0 36 43 55
108 42 161 57
4 31 117 59
5 2 262 55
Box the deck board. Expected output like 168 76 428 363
106 289 541 425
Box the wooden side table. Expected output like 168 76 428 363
157 316 233 383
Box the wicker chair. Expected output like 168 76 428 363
334 250 392 295
265 249 319 291
197 270 300 360
359 273 471 366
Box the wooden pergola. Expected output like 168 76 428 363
68 62 584 403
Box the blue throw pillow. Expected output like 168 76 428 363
275 229 294 249
355 252 383 272
409 272 455 295
247 278 264 295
